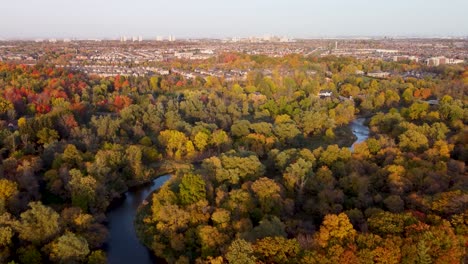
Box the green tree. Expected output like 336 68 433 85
231 120 251 138
87 250 107 264
62 144 83 167
226 239 256 264
319 145 351 166
407 102 429 120
302 111 333 136
36 128 59 145
68 169 97 211
283 158 313 202
244 216 287 241
48 232 90 263
368 212 416 236
17 246 42 264
273 123 301 143
212 153 265 185
15 202 60 244
211 130 231 153
398 130 429 152
91 115 121 141
158 130 189 158
125 145 145 180
254 236 300 264
179 173 206 206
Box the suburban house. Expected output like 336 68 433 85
319 90 333 97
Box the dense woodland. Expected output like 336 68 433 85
0 54 466 263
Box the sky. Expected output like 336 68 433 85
1 0 467 39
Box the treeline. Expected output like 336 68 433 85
0 55 466 263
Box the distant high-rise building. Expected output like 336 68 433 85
138 36 143 42
120 36 128 42
335 41 338 50
168 35 176 42
156 36 163 41
132 36 138 42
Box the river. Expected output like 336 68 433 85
349 117 370 151
104 119 370 263
105 175 170 264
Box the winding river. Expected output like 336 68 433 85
105 175 170 264
104 118 370 263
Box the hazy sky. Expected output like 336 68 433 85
1 0 467 39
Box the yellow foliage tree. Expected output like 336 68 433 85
316 213 357 248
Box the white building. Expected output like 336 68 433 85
425 56 464 66
393 55 419 62
449 59 465 64
367 71 390 78
200 49 214 54
175 52 194 59
376 49 399 54
319 90 333 97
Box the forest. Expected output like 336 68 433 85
0 54 466 263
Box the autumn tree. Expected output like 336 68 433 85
398 130 429 152
254 236 300 264
226 239 256 264
179 173 206 206
316 213 356 248
48 232 90 263
14 202 60 244
251 177 282 214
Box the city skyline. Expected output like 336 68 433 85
1 0 468 39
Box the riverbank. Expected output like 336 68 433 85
103 159 192 264
134 187 164 250
106 160 188 210
105 175 172 264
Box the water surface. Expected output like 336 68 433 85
106 175 170 264
349 117 370 151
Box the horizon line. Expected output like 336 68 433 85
1 35 468 41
